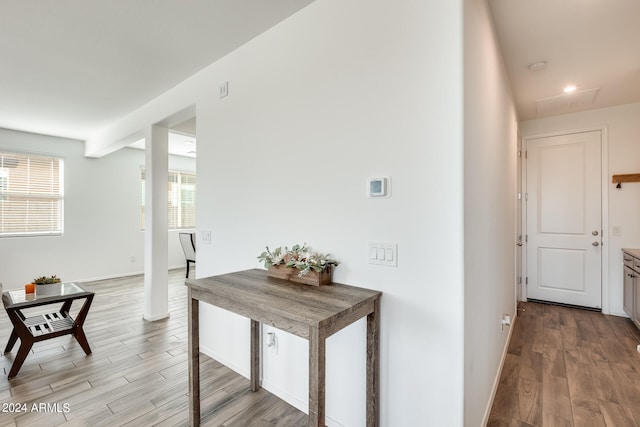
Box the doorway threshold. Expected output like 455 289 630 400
526 298 602 313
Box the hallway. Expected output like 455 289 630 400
488 302 640 426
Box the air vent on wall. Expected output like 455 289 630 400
536 87 600 115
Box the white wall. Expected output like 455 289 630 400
196 1 465 425
463 0 519 425
84 0 466 425
0 128 195 290
520 102 640 316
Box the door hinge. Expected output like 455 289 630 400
525 235 528 243
525 193 528 201
525 151 528 159
526 277 528 285
518 150 522 158
518 277 522 285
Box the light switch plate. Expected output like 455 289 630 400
369 242 397 267
219 81 229 98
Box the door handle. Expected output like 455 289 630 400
592 241 600 246
592 230 599 236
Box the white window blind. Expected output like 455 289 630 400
140 169 196 230
0 151 64 236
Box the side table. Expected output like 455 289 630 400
2 282 94 379
186 269 381 427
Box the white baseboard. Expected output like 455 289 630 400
143 312 170 322
609 310 629 318
199 343 251 379
200 346 344 427
249 379 344 427
482 311 516 427
77 270 144 283
76 266 186 284
260 378 308 413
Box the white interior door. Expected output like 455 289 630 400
526 131 602 309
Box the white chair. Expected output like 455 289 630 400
179 232 196 278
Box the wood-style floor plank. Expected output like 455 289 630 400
0 269 308 426
489 302 640 426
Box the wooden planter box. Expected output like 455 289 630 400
267 265 293 280
267 265 333 286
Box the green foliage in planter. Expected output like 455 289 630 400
258 243 339 276
32 275 62 285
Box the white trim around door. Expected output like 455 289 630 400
521 126 609 313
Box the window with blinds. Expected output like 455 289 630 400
0 151 64 237
140 169 196 230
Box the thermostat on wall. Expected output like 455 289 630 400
368 177 390 198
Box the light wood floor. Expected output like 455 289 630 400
488 301 640 427
0 270 307 427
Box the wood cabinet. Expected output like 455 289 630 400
623 265 635 319
636 271 640 328
622 249 640 329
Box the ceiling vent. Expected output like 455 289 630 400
536 88 600 115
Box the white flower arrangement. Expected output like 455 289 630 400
258 244 339 276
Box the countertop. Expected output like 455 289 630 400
622 248 640 259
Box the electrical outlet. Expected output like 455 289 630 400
266 332 278 355
501 314 511 331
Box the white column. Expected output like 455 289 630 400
143 124 169 321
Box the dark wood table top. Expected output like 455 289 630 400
186 268 381 339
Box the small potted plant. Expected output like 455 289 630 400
32 275 62 296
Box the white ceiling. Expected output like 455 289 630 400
488 0 640 121
0 0 638 143
0 0 315 141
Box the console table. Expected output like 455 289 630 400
2 282 94 379
186 268 381 427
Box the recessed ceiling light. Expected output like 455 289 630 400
528 61 547 71
563 85 577 93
